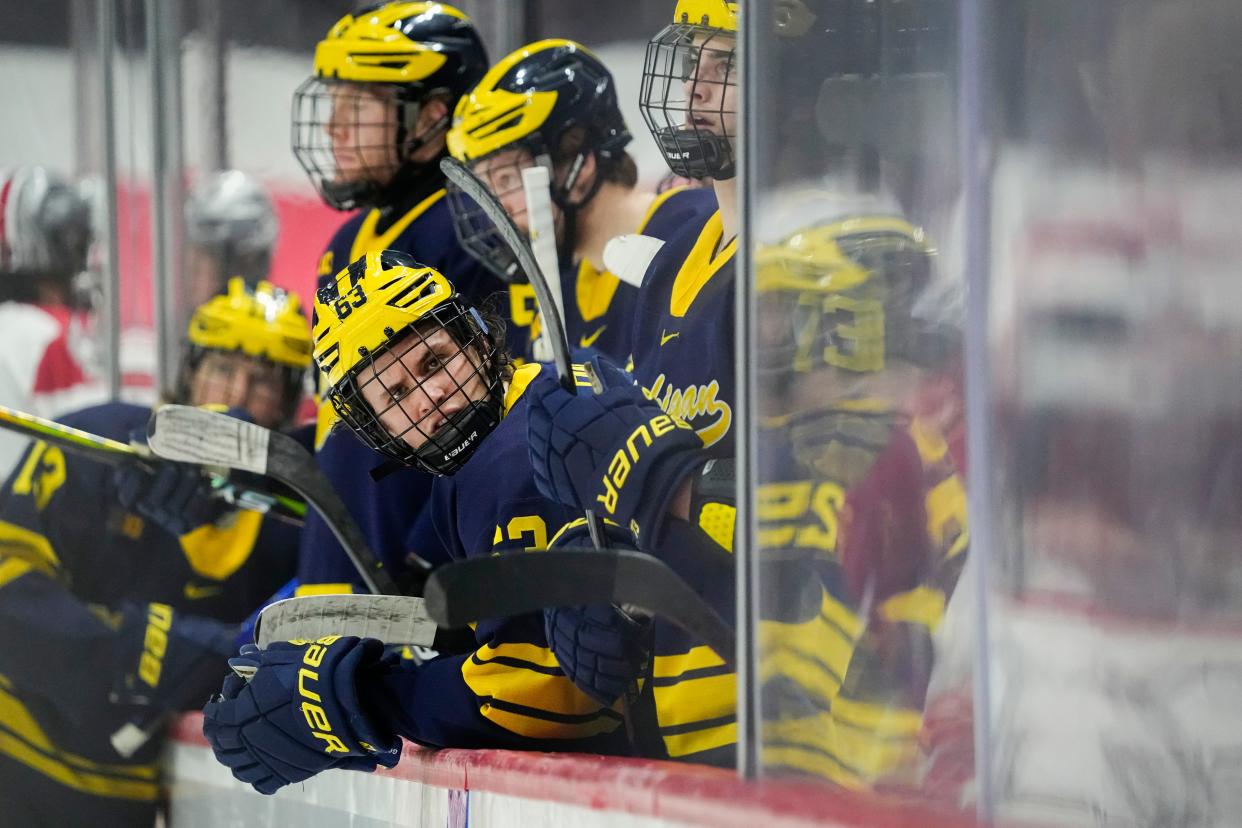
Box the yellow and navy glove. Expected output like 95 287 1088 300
202 636 400 795
543 520 653 707
527 356 705 544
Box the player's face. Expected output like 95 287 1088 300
358 327 489 451
471 147 539 235
682 33 737 139
189 351 288 428
324 83 400 185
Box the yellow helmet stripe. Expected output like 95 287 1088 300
447 39 596 161
314 2 470 83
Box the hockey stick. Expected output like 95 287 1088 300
237 550 734 667
0 402 305 523
440 158 608 550
145 405 400 596
424 549 735 667
115 405 406 757
522 164 564 364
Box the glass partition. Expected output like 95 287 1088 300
981 0 1242 824
743 0 971 802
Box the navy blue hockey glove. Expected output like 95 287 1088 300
202 636 400 795
112 602 237 712
527 356 705 542
114 454 223 537
114 406 259 536
544 520 653 707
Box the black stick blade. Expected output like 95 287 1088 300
424 549 735 667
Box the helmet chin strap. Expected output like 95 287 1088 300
542 149 606 265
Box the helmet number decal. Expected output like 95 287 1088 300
332 284 368 320
793 293 885 374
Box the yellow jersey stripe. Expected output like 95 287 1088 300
0 520 60 570
178 510 264 582
662 718 737 759
878 586 946 631
670 212 737 318
348 189 446 263
295 582 357 597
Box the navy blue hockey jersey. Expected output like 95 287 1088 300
560 187 717 364
300 182 514 595
0 402 298 823
630 207 736 456
372 364 630 753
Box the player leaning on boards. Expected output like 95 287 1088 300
202 251 631 795
290 2 506 598
525 0 745 767
0 280 309 826
529 0 970 785
445 38 716 364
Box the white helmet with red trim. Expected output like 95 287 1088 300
0 166 92 281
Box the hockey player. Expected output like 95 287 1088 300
184 169 279 308
749 215 967 786
524 0 743 767
0 278 310 825
445 38 716 363
0 165 103 473
201 251 629 795
290 2 504 597
527 0 967 780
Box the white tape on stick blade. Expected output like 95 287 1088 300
147 404 270 475
255 595 437 648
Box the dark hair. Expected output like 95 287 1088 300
555 125 639 189
475 293 516 383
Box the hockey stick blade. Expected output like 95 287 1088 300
0 402 304 523
441 157 573 385
424 549 735 667
147 405 399 595
255 594 436 648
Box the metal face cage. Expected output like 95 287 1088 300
640 23 738 181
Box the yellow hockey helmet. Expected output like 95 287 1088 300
311 2 484 87
181 277 312 426
312 249 506 475
756 215 938 376
640 1 740 180
188 277 312 370
292 2 489 211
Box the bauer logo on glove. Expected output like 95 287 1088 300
296 634 352 754
597 413 696 515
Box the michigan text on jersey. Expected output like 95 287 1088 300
644 373 732 448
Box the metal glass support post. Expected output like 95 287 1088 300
97 0 122 401
734 0 758 779
959 0 997 820
147 0 187 397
